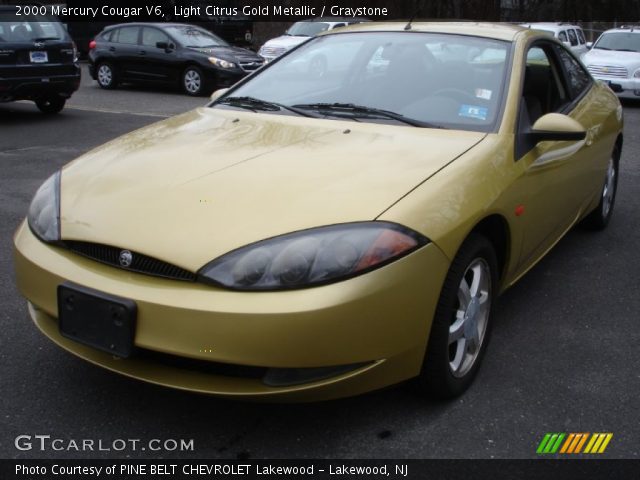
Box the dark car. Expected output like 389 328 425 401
0 5 81 113
88 23 265 96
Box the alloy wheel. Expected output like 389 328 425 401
601 156 616 218
184 69 202 94
97 65 112 87
449 258 491 378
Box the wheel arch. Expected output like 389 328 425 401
615 134 623 159
467 214 511 284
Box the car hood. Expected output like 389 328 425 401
263 35 308 50
582 48 640 68
60 108 486 271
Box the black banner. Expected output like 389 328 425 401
3 0 640 22
3 459 640 480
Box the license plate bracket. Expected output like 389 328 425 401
58 283 137 358
29 51 48 63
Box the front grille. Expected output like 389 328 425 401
587 64 629 78
137 348 268 379
239 60 264 72
63 241 197 282
259 46 287 57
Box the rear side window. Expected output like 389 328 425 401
558 31 568 43
567 29 578 46
576 29 586 45
554 46 592 98
112 26 139 45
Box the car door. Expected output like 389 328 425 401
513 41 596 270
109 25 142 81
138 27 178 83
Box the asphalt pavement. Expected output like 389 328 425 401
1 66 639 459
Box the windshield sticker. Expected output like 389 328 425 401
459 105 488 121
475 88 492 100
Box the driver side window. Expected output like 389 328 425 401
521 45 569 126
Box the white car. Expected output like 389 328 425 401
258 18 367 63
520 22 588 57
581 26 640 98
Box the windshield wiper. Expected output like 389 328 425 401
292 103 444 128
615 48 638 52
217 96 319 118
594 46 611 50
33 37 61 42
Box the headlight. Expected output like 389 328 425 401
199 222 429 291
27 171 61 243
208 56 235 69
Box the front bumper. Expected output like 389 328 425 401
14 221 450 401
207 66 248 88
595 77 640 95
0 67 81 102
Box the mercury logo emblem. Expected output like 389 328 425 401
34 41 45 48
119 250 133 268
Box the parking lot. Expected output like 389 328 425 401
1 64 639 459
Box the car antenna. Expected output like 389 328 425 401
404 8 423 30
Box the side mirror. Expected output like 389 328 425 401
530 113 586 143
517 113 586 159
210 88 229 102
586 42 593 49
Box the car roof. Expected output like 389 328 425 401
297 17 370 23
521 22 582 31
320 22 527 42
102 23 210 30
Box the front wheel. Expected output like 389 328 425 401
35 96 66 114
583 146 620 230
416 234 498 399
182 66 206 96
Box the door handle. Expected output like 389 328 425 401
138 50 146 55
109 46 116 52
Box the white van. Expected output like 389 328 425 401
520 22 589 57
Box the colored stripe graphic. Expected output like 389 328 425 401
585 433 614 454
538 433 613 454
537 433 565 454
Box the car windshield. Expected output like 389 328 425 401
165 26 228 47
0 13 66 42
594 32 640 52
214 32 511 132
286 22 331 37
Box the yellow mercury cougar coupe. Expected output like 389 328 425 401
14 23 623 401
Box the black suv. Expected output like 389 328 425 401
0 5 81 113
88 23 264 96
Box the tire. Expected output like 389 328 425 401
416 234 499 399
96 62 118 89
182 66 206 96
583 145 620 230
35 96 66 114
